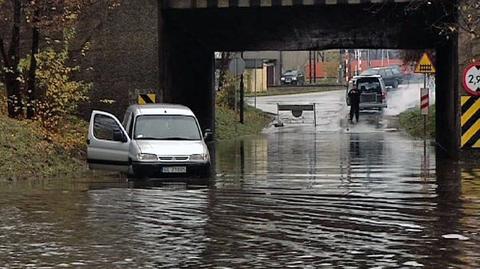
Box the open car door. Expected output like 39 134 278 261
87 110 130 173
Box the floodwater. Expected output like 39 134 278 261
1 88 480 268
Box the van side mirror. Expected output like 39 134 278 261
113 129 128 143
204 129 213 142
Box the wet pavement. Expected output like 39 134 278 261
1 82 480 268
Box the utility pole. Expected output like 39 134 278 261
279 51 283 78
313 51 317 84
240 52 245 124
309 51 312 84
254 58 257 108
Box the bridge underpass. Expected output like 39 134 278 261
156 0 459 157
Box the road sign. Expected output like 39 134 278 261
461 96 480 148
228 57 245 76
462 62 480 96
414 53 436 74
421 88 429 115
138 93 156 105
277 104 317 126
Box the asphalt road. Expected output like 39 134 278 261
247 80 434 131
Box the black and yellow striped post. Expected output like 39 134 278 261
461 96 480 148
138 93 156 105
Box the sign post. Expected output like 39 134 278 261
414 52 436 168
421 88 429 115
229 55 246 124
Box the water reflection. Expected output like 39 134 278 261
0 129 479 268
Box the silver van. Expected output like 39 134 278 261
346 75 387 110
87 104 212 179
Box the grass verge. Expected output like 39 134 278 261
0 113 91 180
215 105 273 140
398 106 436 139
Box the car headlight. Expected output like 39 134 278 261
137 153 158 161
190 153 209 161
292 77 297 80
281 77 285 80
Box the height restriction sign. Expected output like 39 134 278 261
463 62 480 97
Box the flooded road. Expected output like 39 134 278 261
1 86 480 268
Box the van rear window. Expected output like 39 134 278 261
357 78 381 93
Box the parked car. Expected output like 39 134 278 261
87 104 212 180
360 66 403 88
346 75 387 110
280 70 305 85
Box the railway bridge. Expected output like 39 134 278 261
84 0 468 158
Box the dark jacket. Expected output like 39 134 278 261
348 88 361 107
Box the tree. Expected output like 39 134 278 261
406 1 479 39
0 0 120 119
399 1 477 66
0 0 22 118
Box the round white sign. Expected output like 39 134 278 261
228 57 246 77
463 62 480 96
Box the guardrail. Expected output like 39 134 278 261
277 103 317 126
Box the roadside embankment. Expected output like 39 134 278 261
0 104 271 180
215 106 273 140
398 106 436 139
0 113 90 180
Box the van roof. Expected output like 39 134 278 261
126 104 195 116
353 74 382 79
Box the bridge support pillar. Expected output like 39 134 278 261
158 16 215 132
435 38 460 159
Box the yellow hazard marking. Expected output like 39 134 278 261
461 96 469 106
138 93 156 105
473 139 480 148
461 119 480 147
462 169 480 179
415 53 436 74
461 98 480 126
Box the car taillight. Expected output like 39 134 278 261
382 91 386 99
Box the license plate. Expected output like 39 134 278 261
162 166 187 173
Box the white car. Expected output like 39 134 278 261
87 104 212 179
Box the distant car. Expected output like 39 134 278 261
87 104 212 180
360 66 403 89
346 75 387 110
280 70 305 85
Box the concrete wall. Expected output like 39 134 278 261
457 0 480 158
245 67 268 93
75 0 159 119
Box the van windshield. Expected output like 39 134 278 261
134 115 202 140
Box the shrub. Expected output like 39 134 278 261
399 106 436 138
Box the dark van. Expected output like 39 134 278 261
360 66 403 88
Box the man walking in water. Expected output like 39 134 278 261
348 86 361 123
